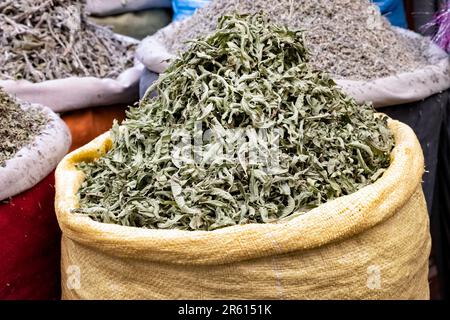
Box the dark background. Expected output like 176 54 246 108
406 0 447 33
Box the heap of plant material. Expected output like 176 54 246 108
75 14 394 231
0 88 49 166
0 0 135 82
157 0 430 80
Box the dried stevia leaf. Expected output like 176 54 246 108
74 13 394 231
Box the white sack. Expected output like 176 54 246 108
87 0 172 16
336 28 450 107
0 103 72 201
0 36 144 113
137 24 450 107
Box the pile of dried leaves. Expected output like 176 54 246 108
0 0 135 82
75 14 394 231
0 88 49 166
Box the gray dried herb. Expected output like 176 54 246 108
0 0 135 82
75 14 394 231
0 88 49 166
157 0 430 81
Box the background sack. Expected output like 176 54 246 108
137 25 450 107
373 0 407 28
55 120 431 300
338 28 450 107
0 35 143 113
0 103 71 201
87 0 171 16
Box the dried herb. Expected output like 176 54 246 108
75 14 394 231
0 88 49 166
157 0 430 81
0 0 135 82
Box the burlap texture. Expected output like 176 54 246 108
55 119 431 300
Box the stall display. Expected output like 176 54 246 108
55 14 430 299
0 0 143 112
61 104 128 152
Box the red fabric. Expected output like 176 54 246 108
0 172 61 300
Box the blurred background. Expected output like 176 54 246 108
86 0 449 39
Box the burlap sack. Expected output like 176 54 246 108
137 25 450 107
0 35 143 113
0 103 71 201
55 119 431 300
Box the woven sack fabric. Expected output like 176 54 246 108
55 119 431 299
